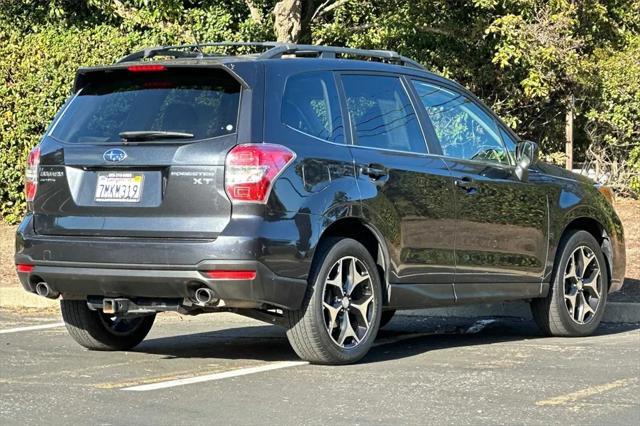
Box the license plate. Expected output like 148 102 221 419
95 172 144 203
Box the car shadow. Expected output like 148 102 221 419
134 317 640 365
136 323 300 361
364 318 640 364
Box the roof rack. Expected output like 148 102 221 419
117 42 426 70
117 42 280 63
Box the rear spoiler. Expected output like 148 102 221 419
72 62 250 93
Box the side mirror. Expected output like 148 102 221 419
515 140 539 181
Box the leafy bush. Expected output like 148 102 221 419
583 35 640 195
0 25 156 222
0 1 261 223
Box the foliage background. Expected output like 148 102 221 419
1 0 639 223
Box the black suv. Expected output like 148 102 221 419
15 42 626 364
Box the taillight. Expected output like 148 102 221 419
25 146 40 202
225 143 295 203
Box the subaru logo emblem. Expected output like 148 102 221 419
103 148 127 163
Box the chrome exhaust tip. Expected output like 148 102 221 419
194 287 218 306
35 282 60 299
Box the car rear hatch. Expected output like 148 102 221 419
33 63 247 238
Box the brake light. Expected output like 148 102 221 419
16 264 34 273
225 144 295 203
25 146 40 202
127 64 167 72
204 270 257 280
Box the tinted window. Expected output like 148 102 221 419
412 81 509 165
342 75 426 153
281 72 345 144
50 68 240 143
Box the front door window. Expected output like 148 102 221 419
412 81 510 165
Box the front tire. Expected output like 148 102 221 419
60 300 155 351
285 238 382 364
531 230 608 337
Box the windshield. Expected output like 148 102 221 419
50 68 241 143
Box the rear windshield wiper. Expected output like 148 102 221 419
119 131 194 142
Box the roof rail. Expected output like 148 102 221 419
117 42 281 63
257 44 425 70
117 41 426 70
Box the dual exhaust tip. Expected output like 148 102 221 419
34 280 218 306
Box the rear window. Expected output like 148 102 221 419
50 68 241 143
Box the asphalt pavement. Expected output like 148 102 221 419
1 309 638 425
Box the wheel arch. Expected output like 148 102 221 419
558 216 613 291
314 217 391 305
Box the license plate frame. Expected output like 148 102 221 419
94 172 144 203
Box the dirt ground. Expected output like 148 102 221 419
0 222 16 287
1 200 638 297
610 198 640 301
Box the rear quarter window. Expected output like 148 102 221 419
50 68 241 143
281 71 345 144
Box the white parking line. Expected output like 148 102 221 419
122 361 309 391
0 322 65 335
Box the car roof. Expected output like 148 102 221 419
83 55 459 90
79 42 468 91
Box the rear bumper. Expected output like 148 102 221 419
16 260 307 310
15 214 308 310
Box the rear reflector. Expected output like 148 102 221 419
204 270 257 280
127 64 167 73
16 264 34 273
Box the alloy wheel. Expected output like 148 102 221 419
321 256 376 348
563 246 602 324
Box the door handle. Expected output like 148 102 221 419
454 176 476 190
361 164 388 179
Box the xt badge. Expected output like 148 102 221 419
193 178 214 185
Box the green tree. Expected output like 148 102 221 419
1 0 638 223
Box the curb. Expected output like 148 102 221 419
399 301 640 324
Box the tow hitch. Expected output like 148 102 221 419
87 297 182 315
103 298 130 314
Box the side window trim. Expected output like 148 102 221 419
398 76 432 154
410 78 514 167
336 71 430 156
401 75 443 155
333 71 355 146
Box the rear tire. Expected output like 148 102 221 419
531 230 608 337
60 299 155 351
285 237 382 365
